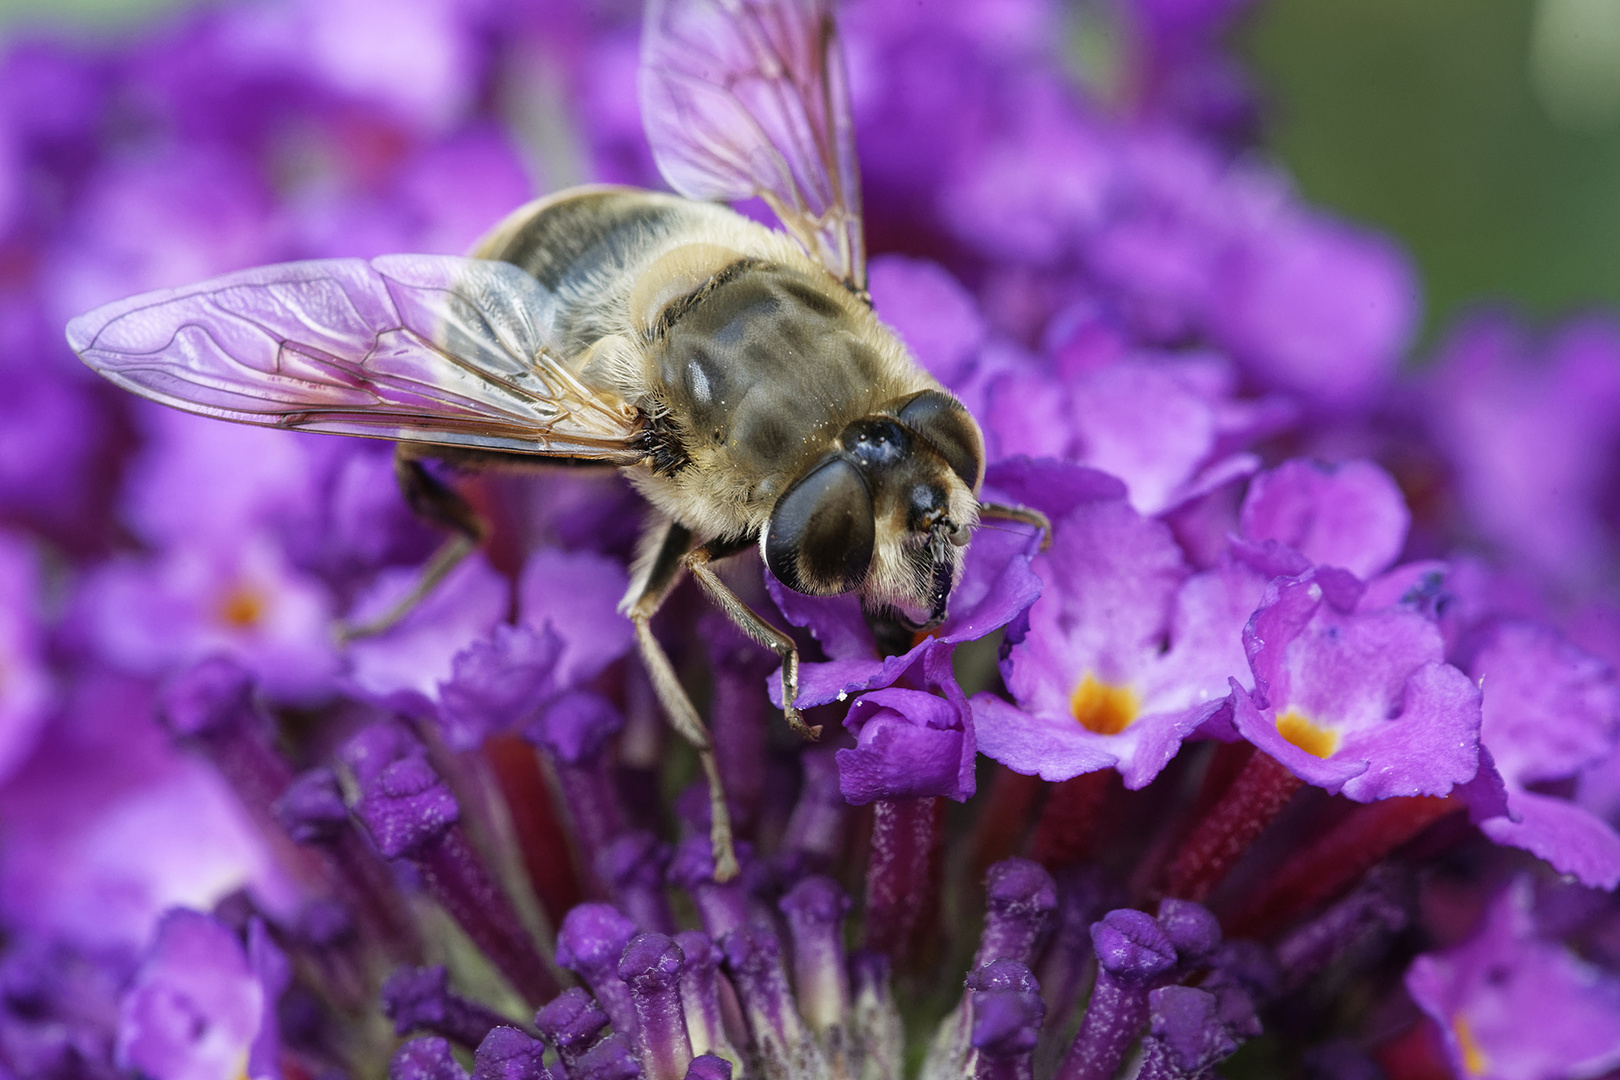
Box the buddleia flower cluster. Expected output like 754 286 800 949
2 1 1620 1080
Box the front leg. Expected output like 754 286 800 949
683 541 820 741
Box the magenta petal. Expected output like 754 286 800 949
1239 459 1410 579
1481 791 1620 890
971 693 1119 782
518 548 633 687
1335 660 1484 802
1229 682 1368 794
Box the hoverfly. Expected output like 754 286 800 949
67 0 1036 879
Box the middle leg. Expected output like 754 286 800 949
623 521 741 881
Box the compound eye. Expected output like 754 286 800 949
897 390 986 493
765 455 875 596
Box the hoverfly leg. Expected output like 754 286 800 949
976 502 1053 551
337 448 488 642
625 521 741 883
683 543 821 742
337 533 479 642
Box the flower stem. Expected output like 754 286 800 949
862 797 943 965
1163 751 1303 902
483 734 582 929
1225 795 1457 938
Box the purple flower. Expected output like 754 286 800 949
1232 569 1484 801
345 553 509 712
78 533 341 703
981 352 1277 516
116 911 288 1080
518 547 634 687
867 255 988 389
974 459 1261 787
437 624 564 751
1237 458 1409 580
1469 622 1620 888
837 644 976 804
0 532 53 785
1407 877 1620 1080
0 669 300 952
1422 313 1620 592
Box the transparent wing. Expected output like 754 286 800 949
641 0 866 290
66 256 644 461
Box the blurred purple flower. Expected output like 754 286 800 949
116 911 288 1080
1423 313 1620 593
1407 877 1620 1080
1468 622 1620 888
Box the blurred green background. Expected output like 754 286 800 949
4 0 1619 347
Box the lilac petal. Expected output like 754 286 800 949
868 255 987 387
1334 661 1487 802
970 693 1119 783
518 548 633 687
392 1037 471 1080
1473 622 1620 786
1480 790 1620 890
765 576 875 664
1407 878 1620 1080
837 648 977 804
838 692 969 805
982 458 1128 526
982 489 1247 788
244 919 288 1080
437 623 564 751
1068 360 1217 516
1229 683 1366 794
942 515 1046 646
0 533 53 785
982 368 1078 463
345 554 509 713
1239 459 1410 580
1208 213 1416 412
1247 573 1441 724
474 1027 549 1080
116 910 267 1080
527 689 625 765
1460 743 1514 823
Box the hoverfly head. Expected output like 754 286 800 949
763 391 984 632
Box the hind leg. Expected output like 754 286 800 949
337 446 487 642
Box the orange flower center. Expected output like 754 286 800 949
1452 1013 1489 1077
1070 675 1139 735
218 585 268 630
1276 709 1339 758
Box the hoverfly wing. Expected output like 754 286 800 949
641 0 866 291
67 255 643 460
